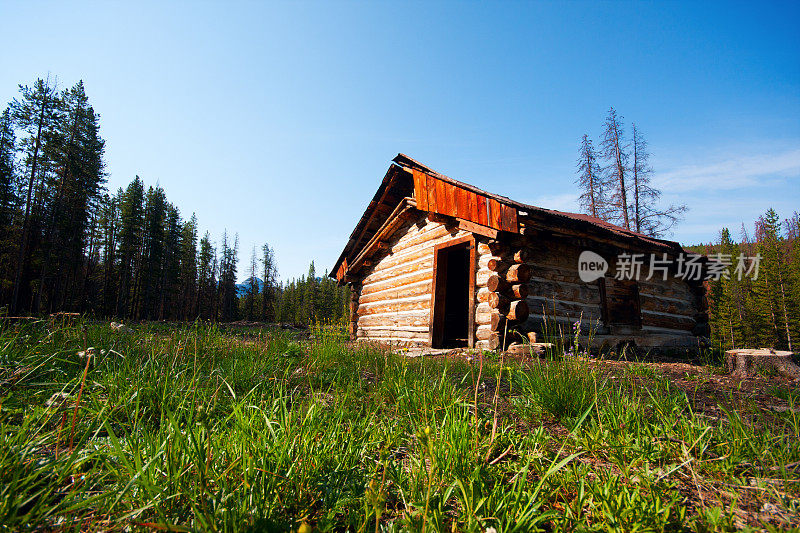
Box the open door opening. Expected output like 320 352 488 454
431 236 475 348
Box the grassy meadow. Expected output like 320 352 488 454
0 320 798 531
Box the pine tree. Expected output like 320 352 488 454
138 186 167 318
261 243 277 322
302 261 317 323
244 246 259 320
99 191 120 315
217 231 239 321
35 81 106 312
0 108 16 231
706 228 746 349
0 108 17 302
158 204 182 318
754 209 795 350
116 177 145 317
9 77 61 313
178 214 198 319
197 232 216 319
785 212 800 345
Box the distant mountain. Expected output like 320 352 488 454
236 277 264 297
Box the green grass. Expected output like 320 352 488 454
0 320 798 531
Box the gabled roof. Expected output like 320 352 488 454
331 154 685 282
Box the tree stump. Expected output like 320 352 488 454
725 348 800 379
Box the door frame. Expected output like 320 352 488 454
430 235 476 348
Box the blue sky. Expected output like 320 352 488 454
1 1 798 281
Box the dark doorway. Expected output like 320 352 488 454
431 237 475 348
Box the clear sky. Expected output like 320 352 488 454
2 1 798 281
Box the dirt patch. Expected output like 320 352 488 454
591 358 800 421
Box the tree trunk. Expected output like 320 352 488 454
725 349 800 379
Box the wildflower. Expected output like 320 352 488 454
77 347 96 358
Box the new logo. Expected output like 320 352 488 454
578 250 608 282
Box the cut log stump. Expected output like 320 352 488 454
725 348 800 379
506 342 555 357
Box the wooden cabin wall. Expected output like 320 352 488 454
509 233 705 351
474 240 499 351
353 212 472 345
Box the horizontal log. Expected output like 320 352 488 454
359 280 432 304
362 257 434 285
477 287 492 303
639 293 698 316
476 324 494 340
360 268 433 296
365 234 456 274
506 263 531 283
512 249 529 263
477 242 493 255
476 325 501 349
357 298 430 317
476 302 492 315
357 312 429 328
356 328 428 340
456 219 499 239
476 269 494 288
478 254 497 270
488 292 510 311
526 296 602 321
487 274 509 293
487 258 509 272
519 216 684 258
640 312 695 331
389 217 452 252
487 241 508 256
428 212 453 225
476 311 493 325
507 300 529 322
491 311 505 331
510 283 528 299
527 278 600 302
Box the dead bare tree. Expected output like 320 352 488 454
575 134 607 219
601 107 630 230
629 123 687 237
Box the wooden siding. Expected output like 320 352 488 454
354 212 472 345
411 169 517 233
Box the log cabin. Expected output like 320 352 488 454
331 154 709 354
